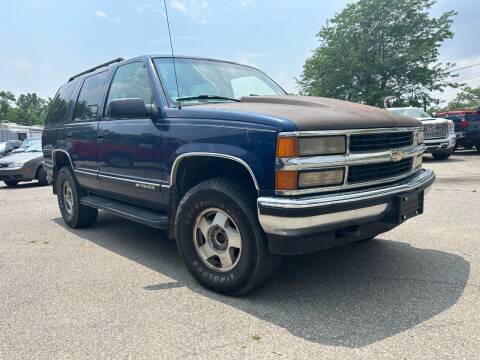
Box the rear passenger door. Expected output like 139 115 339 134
69 71 109 190
97 61 165 209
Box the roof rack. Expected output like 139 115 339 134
68 57 124 82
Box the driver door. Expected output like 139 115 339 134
97 61 165 209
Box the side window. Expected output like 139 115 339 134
45 80 78 125
105 62 153 115
74 71 108 122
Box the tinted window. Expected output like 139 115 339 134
74 71 108 122
45 80 78 125
105 62 153 114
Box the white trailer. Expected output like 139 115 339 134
0 122 43 142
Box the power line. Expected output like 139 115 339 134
457 72 480 82
449 62 480 73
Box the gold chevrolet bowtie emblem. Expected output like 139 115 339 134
391 149 406 162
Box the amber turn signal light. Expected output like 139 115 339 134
276 137 298 158
275 171 298 190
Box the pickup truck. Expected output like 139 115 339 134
387 107 456 160
42 55 435 295
437 109 480 152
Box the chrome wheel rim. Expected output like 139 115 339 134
193 208 242 273
62 181 74 215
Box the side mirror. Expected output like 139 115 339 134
107 98 156 118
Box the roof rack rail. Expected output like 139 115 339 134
68 57 124 82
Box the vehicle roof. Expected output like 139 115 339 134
67 54 261 83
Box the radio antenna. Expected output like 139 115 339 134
163 0 181 109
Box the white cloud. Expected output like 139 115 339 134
171 0 188 13
240 0 254 8
170 0 209 24
94 10 107 18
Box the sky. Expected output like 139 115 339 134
1 0 479 106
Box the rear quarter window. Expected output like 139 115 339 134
45 80 79 125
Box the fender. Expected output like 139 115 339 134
170 152 260 191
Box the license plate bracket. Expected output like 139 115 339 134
393 190 424 224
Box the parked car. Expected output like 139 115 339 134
0 142 16 157
387 107 456 160
0 139 51 187
43 55 435 295
436 109 480 152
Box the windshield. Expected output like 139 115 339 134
13 138 39 153
24 140 42 152
388 108 431 119
154 57 286 105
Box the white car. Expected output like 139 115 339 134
387 107 456 160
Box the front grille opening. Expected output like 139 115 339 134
349 132 414 152
348 158 413 184
424 123 448 139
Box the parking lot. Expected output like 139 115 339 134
0 151 479 360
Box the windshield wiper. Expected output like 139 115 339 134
176 95 241 103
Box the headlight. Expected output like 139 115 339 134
9 162 24 168
277 136 346 157
299 136 346 156
415 130 424 145
298 168 345 188
275 168 345 190
447 121 454 134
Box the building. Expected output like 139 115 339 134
0 122 43 142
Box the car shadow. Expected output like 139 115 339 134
422 156 464 163
0 181 42 190
52 213 470 348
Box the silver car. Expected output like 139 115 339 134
0 139 51 187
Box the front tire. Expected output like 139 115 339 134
36 165 51 186
432 152 452 160
56 167 98 228
175 178 281 295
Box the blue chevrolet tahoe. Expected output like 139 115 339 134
42 55 435 295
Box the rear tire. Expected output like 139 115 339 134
56 167 98 228
175 178 281 295
4 180 18 187
36 165 51 186
432 152 452 160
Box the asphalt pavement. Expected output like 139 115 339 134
0 150 479 359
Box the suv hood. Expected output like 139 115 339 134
192 96 421 131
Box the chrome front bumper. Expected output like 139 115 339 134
257 169 435 237
424 133 456 152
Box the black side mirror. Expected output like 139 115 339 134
108 98 156 118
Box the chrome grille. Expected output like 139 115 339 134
348 158 413 184
423 123 447 139
349 131 414 152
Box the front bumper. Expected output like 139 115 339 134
0 167 35 182
257 169 435 255
424 133 456 153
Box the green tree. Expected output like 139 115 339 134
15 93 48 125
298 0 457 108
0 91 16 120
447 86 480 110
